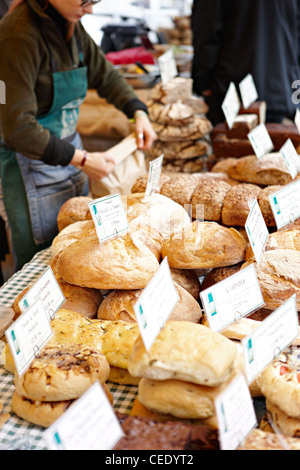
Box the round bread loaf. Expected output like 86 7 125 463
14 343 110 402
57 196 93 231
55 229 160 290
128 321 237 387
170 268 201 300
161 221 247 269
97 282 202 324
191 179 231 222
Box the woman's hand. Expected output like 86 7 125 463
71 149 115 181
134 110 157 150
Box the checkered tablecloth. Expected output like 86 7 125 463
0 248 138 450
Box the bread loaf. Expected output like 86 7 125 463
222 183 262 227
55 229 160 290
258 185 282 227
191 179 231 221
161 221 247 269
147 139 210 161
57 196 93 231
97 282 202 324
227 153 293 186
152 116 212 142
128 321 237 387
51 220 95 258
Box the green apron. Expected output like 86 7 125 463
0 26 88 269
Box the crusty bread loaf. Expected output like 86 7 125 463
242 249 300 311
222 183 262 227
227 153 293 186
55 229 160 290
97 282 202 324
128 321 237 387
137 377 233 420
200 263 243 292
161 221 247 269
13 343 110 402
57 196 93 231
210 158 238 175
148 101 195 126
190 179 231 221
149 77 193 104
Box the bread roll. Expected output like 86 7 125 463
97 283 202 324
222 183 262 227
128 321 237 387
161 221 247 269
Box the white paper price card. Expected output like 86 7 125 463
18 266 65 319
268 180 300 229
245 199 269 265
5 298 53 377
43 382 124 450
215 374 257 451
158 49 178 84
89 194 128 244
242 295 299 385
221 82 240 129
134 257 179 351
248 123 274 159
239 74 258 109
200 264 264 333
280 139 300 180
145 154 164 198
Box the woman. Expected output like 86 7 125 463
0 0 156 269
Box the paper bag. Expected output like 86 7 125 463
90 134 147 199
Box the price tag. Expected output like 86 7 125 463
200 264 264 333
134 257 179 351
280 139 300 180
158 49 178 84
248 123 274 159
268 180 300 229
295 108 300 134
221 82 240 129
242 295 298 385
5 298 53 377
215 374 257 451
43 382 124 450
245 199 269 265
89 194 128 244
239 74 258 109
145 154 164 198
18 266 65 319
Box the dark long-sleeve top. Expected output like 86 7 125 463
191 0 300 121
0 0 148 166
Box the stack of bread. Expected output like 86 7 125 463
146 77 213 173
127 321 238 424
